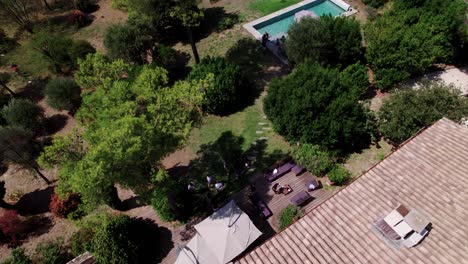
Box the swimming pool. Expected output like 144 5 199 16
244 0 353 40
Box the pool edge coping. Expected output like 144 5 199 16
243 0 356 40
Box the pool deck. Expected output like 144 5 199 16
243 0 356 40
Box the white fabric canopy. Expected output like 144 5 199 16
175 200 262 264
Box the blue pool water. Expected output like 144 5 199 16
254 0 345 39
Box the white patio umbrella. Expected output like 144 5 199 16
294 10 319 22
175 200 262 264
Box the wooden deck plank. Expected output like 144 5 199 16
248 170 338 231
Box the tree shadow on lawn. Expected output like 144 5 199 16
169 132 288 222
162 7 240 46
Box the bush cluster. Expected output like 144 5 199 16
35 240 72 264
1 248 31 264
292 144 335 176
378 81 468 143
1 99 43 133
365 0 466 89
327 165 351 186
45 78 81 111
279 205 303 230
49 192 81 218
0 210 24 245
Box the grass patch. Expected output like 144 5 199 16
188 96 290 157
249 0 302 15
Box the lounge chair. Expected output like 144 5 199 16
250 193 272 219
305 179 320 191
290 191 312 206
264 161 296 182
291 165 305 175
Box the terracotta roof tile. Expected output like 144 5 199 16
237 118 468 264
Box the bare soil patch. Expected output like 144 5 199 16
73 0 128 51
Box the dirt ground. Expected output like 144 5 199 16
73 0 128 51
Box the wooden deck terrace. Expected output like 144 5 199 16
235 170 340 231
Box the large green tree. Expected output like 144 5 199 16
286 15 362 66
365 0 467 89
40 60 208 209
44 78 81 111
378 81 468 143
264 62 371 153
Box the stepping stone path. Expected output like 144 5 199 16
258 137 268 141
256 131 263 134
258 122 268 126
262 127 272 130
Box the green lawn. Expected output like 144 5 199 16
249 0 302 15
188 95 291 158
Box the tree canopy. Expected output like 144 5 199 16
286 16 362 66
264 62 371 153
1 98 43 132
44 78 81 111
91 215 164 264
40 56 208 209
378 81 468 143
31 31 95 73
365 0 467 89
188 56 250 115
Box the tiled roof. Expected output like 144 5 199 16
237 118 468 264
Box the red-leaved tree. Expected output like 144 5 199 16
0 210 24 244
49 192 81 218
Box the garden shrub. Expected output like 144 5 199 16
69 228 94 257
91 215 162 264
286 15 362 66
0 210 24 245
218 16 237 31
327 165 351 185
69 10 89 28
151 179 176 222
365 0 467 89
279 205 303 230
1 248 31 264
188 56 250 115
1 98 43 132
264 62 371 153
45 78 81 111
49 192 81 218
104 22 151 65
35 240 72 264
378 81 468 144
111 0 129 10
292 144 335 176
